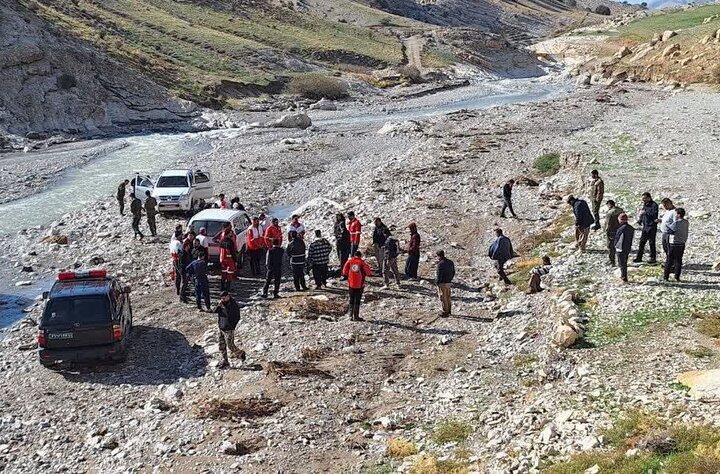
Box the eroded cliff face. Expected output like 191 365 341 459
0 1 198 148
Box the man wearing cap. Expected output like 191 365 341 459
214 291 246 369
614 213 635 283
435 250 455 317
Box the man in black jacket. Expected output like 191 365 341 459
334 213 351 279
286 231 308 291
436 250 456 317
215 291 246 369
634 192 659 264
500 179 517 218
117 179 129 215
614 213 635 283
308 230 333 289
372 218 389 275
130 194 144 239
567 195 594 252
263 239 284 298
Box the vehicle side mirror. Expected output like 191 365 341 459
42 291 49 300
123 285 132 294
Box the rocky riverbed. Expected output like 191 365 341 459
1 82 719 473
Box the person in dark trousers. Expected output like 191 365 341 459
286 231 308 291
130 194 144 239
634 192 659 264
604 200 624 266
614 213 635 283
308 230 333 289
117 179 129 215
382 228 402 288
567 195 594 252
372 218 390 275
500 179 517 218
186 254 211 310
246 217 265 277
263 239 284 298
435 250 456 317
334 213 351 279
178 240 193 303
144 190 158 237
664 207 689 282
659 198 676 265
405 222 421 280
589 170 605 231
215 291 246 369
348 211 362 256
342 251 372 321
488 228 514 285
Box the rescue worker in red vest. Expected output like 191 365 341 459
246 217 265 277
342 251 372 322
264 217 283 247
348 211 362 256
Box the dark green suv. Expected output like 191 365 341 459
38 270 132 366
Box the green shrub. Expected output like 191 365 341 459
287 74 349 100
533 152 561 175
432 420 473 444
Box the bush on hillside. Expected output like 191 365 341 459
533 152 561 175
287 74 349 100
398 65 423 83
595 4 611 15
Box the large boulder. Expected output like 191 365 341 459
309 98 337 111
268 113 312 129
552 323 578 348
677 369 720 401
662 44 680 58
615 46 632 59
661 30 677 42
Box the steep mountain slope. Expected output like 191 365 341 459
0 0 197 145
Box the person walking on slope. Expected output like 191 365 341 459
614 213 635 283
144 190 158 237
382 228 402 288
348 211 362 256
343 251 372 321
130 194 144 239
308 230 333 289
117 179 129 216
589 170 605 231
605 200 624 266
659 198 677 265
286 230 308 291
500 179 517 218
186 254 211 310
373 218 390 275
263 239 284 298
405 222 421 280
664 207 689 282
528 256 552 294
246 217 265 277
435 250 456 317
635 192 659 264
334 213 351 279
219 228 237 291
567 195 594 252
488 228 514 285
215 291 246 369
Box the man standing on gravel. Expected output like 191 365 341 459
488 228 514 285
500 179 517 218
342 251 372 321
129 193 144 239
144 190 158 237
605 200 624 266
589 170 604 231
664 207 689 282
288 215 306 240
246 217 265 277
214 291 246 369
634 192 659 264
405 222 421 280
348 211 362 257
659 198 677 265
435 250 455 317
186 253 211 310
116 179 129 216
264 217 283 248
567 195 594 252
614 213 635 283
286 230 308 291
334 213 351 279
382 228 402 288
372 217 389 275
308 230 333 289
263 239 284 298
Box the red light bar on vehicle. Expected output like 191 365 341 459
57 269 108 280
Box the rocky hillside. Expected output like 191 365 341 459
0 1 198 148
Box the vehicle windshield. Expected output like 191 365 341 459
42 296 111 326
190 220 226 239
156 176 189 188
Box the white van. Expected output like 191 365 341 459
187 209 252 263
151 169 213 213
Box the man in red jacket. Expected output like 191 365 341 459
342 251 372 321
348 211 362 256
246 217 265 276
264 217 283 247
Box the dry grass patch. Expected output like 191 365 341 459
694 312 720 339
386 438 418 459
410 455 470 474
194 397 283 421
300 346 333 361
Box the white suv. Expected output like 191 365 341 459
151 169 213 214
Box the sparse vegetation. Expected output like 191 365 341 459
533 152 561 175
410 454 470 474
287 74 349 100
694 312 720 338
386 438 418 459
684 345 716 358
432 420 473 444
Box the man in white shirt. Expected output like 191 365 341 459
658 198 676 263
288 214 306 240
196 227 210 248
